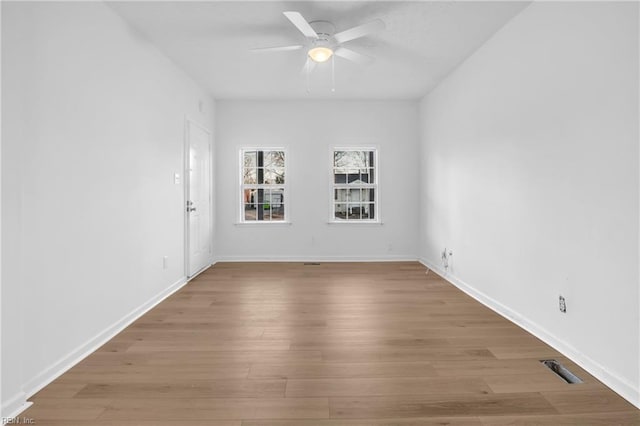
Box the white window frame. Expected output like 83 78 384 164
239 147 289 224
330 147 379 223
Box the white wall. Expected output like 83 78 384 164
215 101 419 261
419 1 639 406
1 2 214 417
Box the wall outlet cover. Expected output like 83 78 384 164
559 295 567 313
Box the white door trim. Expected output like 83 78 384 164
184 116 213 278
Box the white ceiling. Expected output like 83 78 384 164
108 1 530 100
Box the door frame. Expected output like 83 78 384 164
184 116 213 279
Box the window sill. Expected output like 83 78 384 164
327 221 383 225
234 221 292 226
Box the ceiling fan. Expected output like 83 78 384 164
250 11 385 72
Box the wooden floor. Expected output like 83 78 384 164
23 262 639 425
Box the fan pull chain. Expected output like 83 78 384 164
331 55 335 92
306 60 311 94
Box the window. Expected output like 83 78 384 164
241 149 287 222
332 149 377 221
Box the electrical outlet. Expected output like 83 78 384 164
559 295 566 313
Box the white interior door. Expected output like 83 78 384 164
186 119 212 277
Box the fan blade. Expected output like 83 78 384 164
333 19 385 44
334 47 374 65
250 45 304 52
283 11 319 39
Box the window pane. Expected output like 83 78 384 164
255 188 264 203
335 188 347 202
244 151 257 168
263 188 283 207
363 151 371 168
348 188 361 201
265 167 285 184
256 204 269 221
362 151 371 167
271 191 285 220
359 203 368 219
334 169 346 184
243 189 256 204
244 205 257 221
334 203 347 220
243 168 256 184
366 203 375 219
264 151 285 168
263 151 274 167
335 151 369 169
347 173 360 184
347 203 361 219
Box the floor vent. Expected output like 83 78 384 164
303 262 321 266
540 359 583 384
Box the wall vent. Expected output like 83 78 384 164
540 359 583 384
303 262 321 266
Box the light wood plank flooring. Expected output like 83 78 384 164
22 262 639 425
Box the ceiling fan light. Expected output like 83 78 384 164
308 46 333 63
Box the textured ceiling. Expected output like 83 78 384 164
108 1 530 100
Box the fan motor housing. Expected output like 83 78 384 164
309 20 335 39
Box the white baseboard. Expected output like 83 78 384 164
419 257 640 410
213 255 418 262
1 393 32 425
188 262 213 280
7 275 190 419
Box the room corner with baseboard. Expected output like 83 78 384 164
418 0 639 409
